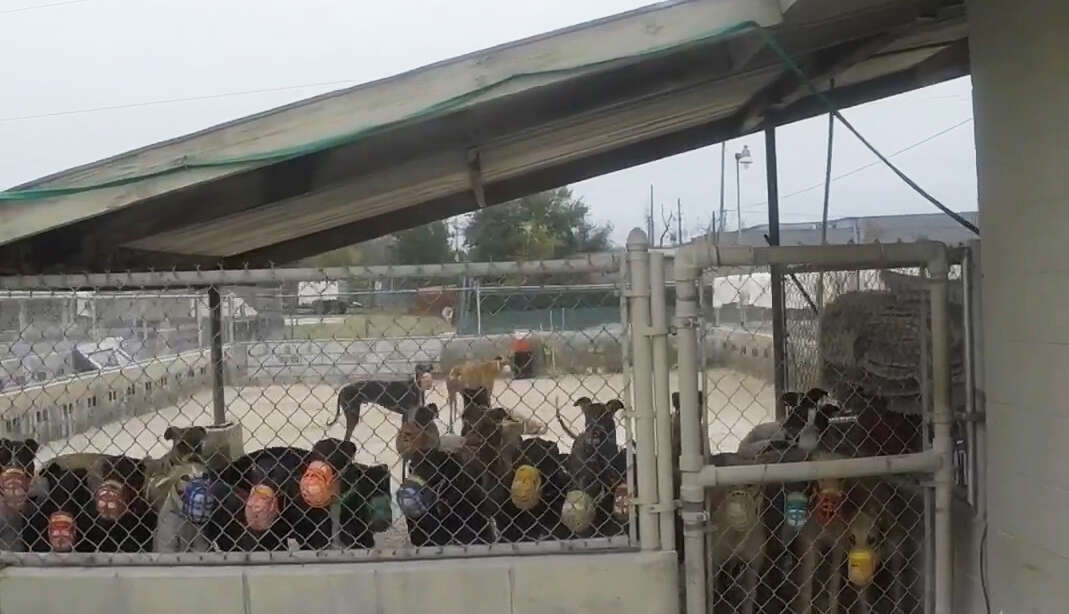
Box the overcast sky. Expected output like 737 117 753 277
0 0 977 246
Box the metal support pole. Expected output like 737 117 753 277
718 143 726 241
966 239 986 515
649 252 676 550
766 127 788 419
209 287 226 425
735 157 743 242
227 294 236 344
619 257 638 544
626 229 660 551
475 280 482 336
674 258 706 614
929 251 953 614
195 296 204 348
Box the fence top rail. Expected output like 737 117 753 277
0 254 625 290
674 239 958 274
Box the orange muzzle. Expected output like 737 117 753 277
245 483 280 531
299 461 338 509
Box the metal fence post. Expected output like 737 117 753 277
928 248 953 614
619 256 638 544
208 287 226 425
626 229 660 551
673 252 706 614
648 251 676 550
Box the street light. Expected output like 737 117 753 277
734 145 752 242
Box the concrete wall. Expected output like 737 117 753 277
969 1 1069 612
0 551 678 614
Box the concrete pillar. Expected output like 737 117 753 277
970 2 1069 612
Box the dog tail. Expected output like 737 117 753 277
329 386 350 427
555 397 580 440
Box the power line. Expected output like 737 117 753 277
1 0 90 15
0 79 364 123
741 116 973 213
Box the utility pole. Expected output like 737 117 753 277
676 198 683 245
648 184 655 243
717 142 726 241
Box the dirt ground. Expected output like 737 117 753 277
38 368 774 547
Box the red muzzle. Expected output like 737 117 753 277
813 488 843 526
48 511 76 552
95 479 128 521
0 467 31 514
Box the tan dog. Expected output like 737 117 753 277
446 366 465 430
456 357 509 403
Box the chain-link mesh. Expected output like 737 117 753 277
688 260 965 614
0 268 635 561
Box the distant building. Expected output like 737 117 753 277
706 211 979 247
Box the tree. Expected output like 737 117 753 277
391 220 454 265
464 187 612 262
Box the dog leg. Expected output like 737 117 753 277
795 538 816 614
858 583 872 614
343 401 360 443
740 560 758 614
827 542 843 614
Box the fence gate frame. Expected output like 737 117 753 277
625 235 960 614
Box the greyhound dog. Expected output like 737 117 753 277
330 364 434 442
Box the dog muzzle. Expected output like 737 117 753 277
510 465 543 511
0 467 31 514
300 460 338 509
784 491 809 529
561 490 596 533
181 477 214 524
612 483 630 522
723 489 758 531
396 475 435 519
48 511 76 552
848 546 877 586
813 487 843 526
244 483 280 531
95 479 128 521
366 494 393 532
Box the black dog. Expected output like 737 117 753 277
495 438 572 542
330 364 435 442
1 438 39 551
406 448 494 547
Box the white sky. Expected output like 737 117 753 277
0 0 977 246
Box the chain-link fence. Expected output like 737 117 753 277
665 240 967 614
0 258 641 563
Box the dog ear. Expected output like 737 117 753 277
22 438 39 456
186 426 208 447
425 403 439 416
805 388 829 403
781 392 801 407
606 399 625 413
340 440 357 461
164 427 176 441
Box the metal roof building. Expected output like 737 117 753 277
0 0 967 274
